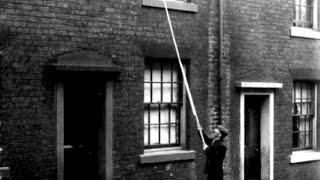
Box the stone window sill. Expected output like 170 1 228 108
140 147 195 164
290 26 320 40
290 150 320 163
142 0 198 13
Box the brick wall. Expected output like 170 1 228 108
224 0 320 179
0 0 217 179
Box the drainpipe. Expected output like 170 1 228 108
218 0 223 125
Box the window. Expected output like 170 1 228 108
144 60 184 149
291 0 320 39
294 0 314 28
292 82 315 150
293 0 318 29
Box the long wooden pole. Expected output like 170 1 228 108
162 0 206 148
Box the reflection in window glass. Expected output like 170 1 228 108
292 82 314 150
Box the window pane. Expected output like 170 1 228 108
293 116 299 131
160 124 169 144
295 6 300 21
301 103 308 114
306 132 310 147
144 110 149 124
302 83 308 99
144 125 149 145
293 103 298 114
295 82 301 100
299 116 305 131
295 103 301 114
170 108 177 123
305 118 310 131
170 124 177 144
152 83 161 103
163 83 172 103
295 0 300 5
145 65 151 82
293 132 299 148
162 63 171 82
160 105 169 124
172 64 178 82
306 7 312 21
150 125 159 145
144 83 151 103
150 105 159 124
172 83 179 102
299 132 305 147
301 6 307 21
152 63 161 82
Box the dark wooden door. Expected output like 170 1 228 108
245 96 261 180
64 80 105 180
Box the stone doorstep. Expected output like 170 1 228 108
0 167 10 179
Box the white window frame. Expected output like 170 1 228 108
290 83 320 163
291 0 320 39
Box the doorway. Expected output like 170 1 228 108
64 80 105 179
245 96 266 180
240 92 274 180
56 78 114 180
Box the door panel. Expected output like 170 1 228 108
245 96 261 180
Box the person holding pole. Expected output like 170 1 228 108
199 125 228 180
161 0 227 178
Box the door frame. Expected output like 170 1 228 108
56 81 114 180
240 92 274 180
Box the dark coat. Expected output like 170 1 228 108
200 131 227 180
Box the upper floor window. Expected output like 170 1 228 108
292 82 316 150
293 0 318 29
144 60 185 149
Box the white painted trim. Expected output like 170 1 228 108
142 0 198 12
270 92 274 180
56 82 64 180
240 94 245 180
313 0 318 29
236 81 283 89
240 92 274 180
314 84 317 150
290 26 320 39
290 150 320 163
140 149 195 164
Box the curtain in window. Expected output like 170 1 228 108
144 61 182 148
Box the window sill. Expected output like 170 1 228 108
142 0 198 13
140 147 195 164
290 26 320 40
290 150 320 163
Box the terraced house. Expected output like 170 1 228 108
0 0 320 180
